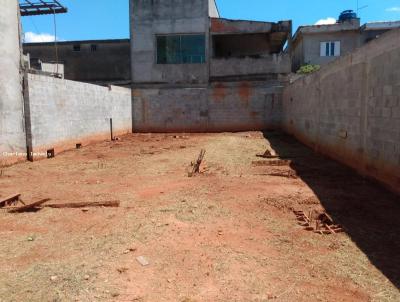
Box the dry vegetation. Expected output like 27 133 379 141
0 132 399 302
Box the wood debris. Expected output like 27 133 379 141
252 159 292 166
43 200 120 208
257 149 279 159
117 267 129 273
5 199 120 213
294 210 343 234
8 198 51 213
188 149 206 177
0 193 21 208
260 170 298 179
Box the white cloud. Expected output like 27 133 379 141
386 7 400 12
315 17 336 25
24 32 56 43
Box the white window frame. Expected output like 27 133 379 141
320 41 341 57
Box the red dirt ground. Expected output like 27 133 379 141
0 131 399 302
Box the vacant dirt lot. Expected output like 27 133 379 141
0 131 399 302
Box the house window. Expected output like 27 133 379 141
90 44 98 52
73 44 81 52
156 34 206 64
320 41 341 57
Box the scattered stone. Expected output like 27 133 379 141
27 236 34 241
111 292 120 297
50 275 58 282
81 208 89 212
136 256 149 266
84 275 90 280
218 230 223 236
117 267 129 273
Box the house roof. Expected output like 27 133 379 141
292 19 400 45
292 20 360 45
361 21 400 31
24 39 130 47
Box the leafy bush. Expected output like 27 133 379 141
296 64 321 74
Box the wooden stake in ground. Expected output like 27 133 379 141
8 198 51 213
189 149 206 177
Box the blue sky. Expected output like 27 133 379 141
21 0 400 42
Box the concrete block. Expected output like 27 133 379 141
383 85 393 96
393 108 400 119
382 108 392 118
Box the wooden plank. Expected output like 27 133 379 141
325 224 336 234
0 194 21 208
8 198 51 213
322 213 334 224
43 201 120 209
252 159 292 167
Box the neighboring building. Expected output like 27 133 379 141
23 39 131 86
360 21 400 44
1 0 26 165
130 0 292 132
291 10 400 71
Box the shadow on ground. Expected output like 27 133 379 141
264 130 400 289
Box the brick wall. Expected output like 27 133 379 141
133 82 283 132
282 29 400 194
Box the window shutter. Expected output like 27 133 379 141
334 41 341 56
320 42 326 57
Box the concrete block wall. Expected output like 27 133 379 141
133 82 283 132
26 73 132 159
282 28 400 194
0 0 26 166
210 54 291 78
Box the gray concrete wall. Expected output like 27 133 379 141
210 54 291 78
40 62 65 77
24 39 131 86
361 29 392 44
0 0 26 166
282 28 400 194
304 31 360 66
133 82 283 132
210 18 291 35
212 34 275 57
292 30 360 71
291 37 304 72
130 0 209 85
26 73 132 158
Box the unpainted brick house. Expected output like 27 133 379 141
130 0 292 132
